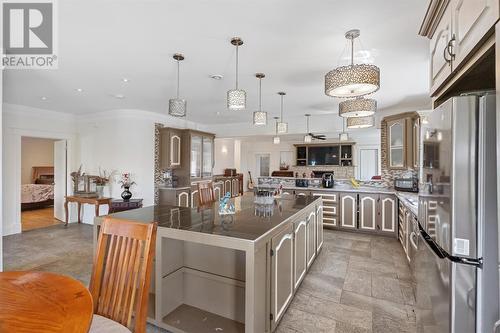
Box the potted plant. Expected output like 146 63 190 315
119 172 136 201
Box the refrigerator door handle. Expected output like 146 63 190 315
494 319 500 333
466 287 475 310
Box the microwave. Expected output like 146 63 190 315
394 177 418 192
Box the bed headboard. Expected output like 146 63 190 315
31 166 54 184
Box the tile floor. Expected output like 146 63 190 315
3 224 416 333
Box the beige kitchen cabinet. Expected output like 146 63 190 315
159 188 190 207
359 193 377 231
231 178 239 197
384 113 419 170
306 211 316 269
159 128 182 169
293 216 307 291
339 193 357 229
430 6 454 94
451 0 499 70
378 194 397 235
270 224 294 331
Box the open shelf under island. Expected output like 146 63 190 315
94 193 323 333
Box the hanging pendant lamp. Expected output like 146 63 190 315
227 37 246 110
276 92 288 134
347 115 374 129
304 114 312 143
168 53 187 117
253 73 267 126
325 29 380 98
339 97 377 117
273 117 280 144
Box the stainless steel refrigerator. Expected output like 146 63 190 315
416 93 498 333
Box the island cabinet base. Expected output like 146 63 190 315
95 195 323 333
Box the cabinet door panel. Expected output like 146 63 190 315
271 225 294 331
430 8 453 94
190 188 199 208
190 135 202 178
294 219 307 290
224 179 232 197
379 195 396 234
202 137 213 178
452 0 499 67
177 191 190 208
306 211 316 269
359 194 377 231
340 193 357 229
170 134 181 167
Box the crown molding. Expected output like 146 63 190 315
418 0 450 39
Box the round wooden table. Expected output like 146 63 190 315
0 271 93 333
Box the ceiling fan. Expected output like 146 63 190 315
304 114 326 141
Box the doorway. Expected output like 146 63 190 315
255 154 271 177
359 148 378 181
20 137 67 231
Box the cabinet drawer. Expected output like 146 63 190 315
323 206 337 216
313 193 337 202
323 217 337 226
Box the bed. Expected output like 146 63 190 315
21 166 55 211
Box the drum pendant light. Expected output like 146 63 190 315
347 115 374 129
325 29 380 98
276 92 288 134
253 73 267 126
339 97 377 117
168 53 187 117
227 37 246 110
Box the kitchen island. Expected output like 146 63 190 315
94 193 323 333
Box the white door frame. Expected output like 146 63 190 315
9 128 74 235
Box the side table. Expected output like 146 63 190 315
64 196 112 226
109 199 143 214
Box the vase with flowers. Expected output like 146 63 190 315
119 173 136 201
94 168 111 198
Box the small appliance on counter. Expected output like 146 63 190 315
394 177 418 192
295 178 309 188
322 173 334 188
162 170 178 188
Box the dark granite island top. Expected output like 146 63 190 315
93 193 323 333
101 193 319 242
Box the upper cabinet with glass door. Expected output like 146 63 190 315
384 113 420 170
202 136 214 178
388 119 405 168
190 135 202 178
189 131 215 180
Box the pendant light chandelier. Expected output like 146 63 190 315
227 37 246 110
276 92 288 134
347 115 374 129
339 118 349 141
339 97 377 117
253 73 267 126
304 114 312 143
325 29 380 98
168 53 187 117
273 117 280 144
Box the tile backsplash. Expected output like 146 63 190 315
289 165 355 179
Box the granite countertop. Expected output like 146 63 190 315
105 193 319 241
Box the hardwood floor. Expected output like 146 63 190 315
21 207 63 231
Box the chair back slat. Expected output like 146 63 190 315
197 181 215 206
90 218 157 333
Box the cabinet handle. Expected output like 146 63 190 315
446 35 456 60
443 46 451 64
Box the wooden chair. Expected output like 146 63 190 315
88 217 157 333
197 181 215 206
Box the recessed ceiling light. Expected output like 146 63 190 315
121 78 129 83
210 74 223 80
40 96 47 101
112 94 125 99
75 88 83 92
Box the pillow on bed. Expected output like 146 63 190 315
35 176 54 185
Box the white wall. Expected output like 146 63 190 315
2 104 78 235
21 137 55 184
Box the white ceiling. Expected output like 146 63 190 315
3 0 431 133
